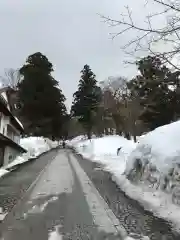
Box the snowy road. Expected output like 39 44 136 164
1 149 179 240
0 150 129 240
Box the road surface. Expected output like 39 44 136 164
0 148 58 215
0 149 179 239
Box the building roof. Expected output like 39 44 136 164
0 133 27 153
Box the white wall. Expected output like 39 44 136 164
0 92 12 136
0 113 10 136
14 135 20 144
0 92 23 166
0 112 20 143
6 124 20 144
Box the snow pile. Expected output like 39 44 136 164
126 121 180 176
2 137 59 172
48 226 63 240
70 123 180 229
67 135 87 147
0 169 9 178
126 121 180 202
116 120 180 228
71 135 136 174
0 207 7 221
20 137 58 160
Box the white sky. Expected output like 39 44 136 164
0 0 153 109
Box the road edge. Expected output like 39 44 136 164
69 151 128 239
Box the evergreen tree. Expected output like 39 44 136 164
71 64 102 139
128 56 180 130
18 52 67 138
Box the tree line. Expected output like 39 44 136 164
71 1 180 141
2 52 180 142
70 56 180 142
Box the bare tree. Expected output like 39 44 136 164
100 76 128 135
100 76 142 142
102 0 180 70
0 68 21 89
100 76 128 99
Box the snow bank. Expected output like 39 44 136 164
0 169 9 178
126 120 180 194
126 121 180 174
2 137 59 171
67 135 87 147
70 124 180 230
70 135 136 175
122 120 180 229
69 135 87 143
20 137 58 159
0 207 7 221
48 226 63 240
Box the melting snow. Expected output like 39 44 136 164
0 169 9 178
48 225 63 240
0 207 7 221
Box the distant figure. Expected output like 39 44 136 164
62 141 66 149
117 147 122 156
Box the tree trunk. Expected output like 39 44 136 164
131 120 137 142
104 128 108 135
124 132 130 140
116 128 122 136
87 129 92 139
133 134 137 143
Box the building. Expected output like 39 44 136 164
0 87 26 167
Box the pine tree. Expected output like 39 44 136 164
71 64 102 139
128 56 180 130
18 52 67 138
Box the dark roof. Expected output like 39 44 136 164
0 133 27 153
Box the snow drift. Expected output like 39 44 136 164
70 122 180 229
71 135 136 175
20 137 58 160
126 121 180 205
1 137 59 174
0 169 9 178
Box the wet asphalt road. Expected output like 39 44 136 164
0 148 59 215
75 152 180 240
0 150 125 240
0 148 180 239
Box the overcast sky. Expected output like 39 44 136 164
0 0 146 109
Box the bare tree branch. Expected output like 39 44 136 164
154 0 180 12
0 68 21 89
102 0 180 70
